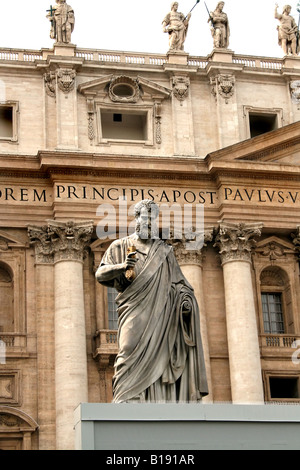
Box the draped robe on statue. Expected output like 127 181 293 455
100 236 208 403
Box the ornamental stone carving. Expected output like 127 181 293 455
214 222 263 265
290 80 300 105
28 221 94 263
28 225 54 264
48 220 94 262
57 68 76 93
44 72 56 98
211 74 235 103
108 76 140 103
172 76 190 104
291 225 300 259
167 227 214 266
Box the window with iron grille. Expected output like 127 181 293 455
107 287 118 330
261 293 285 334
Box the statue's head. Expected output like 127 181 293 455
134 200 159 240
283 5 292 13
171 2 179 11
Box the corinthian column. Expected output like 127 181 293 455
214 222 264 404
48 220 93 450
172 229 214 402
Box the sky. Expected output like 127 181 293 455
0 0 300 58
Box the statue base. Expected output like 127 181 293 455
166 51 189 66
74 403 300 450
283 55 300 70
54 43 76 57
209 48 234 63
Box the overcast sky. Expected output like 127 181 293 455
0 0 300 58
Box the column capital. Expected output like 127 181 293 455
28 225 54 264
169 228 214 266
214 222 263 265
48 220 94 263
291 225 300 259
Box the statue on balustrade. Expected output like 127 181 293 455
208 2 230 49
47 0 75 44
96 200 208 403
162 2 192 52
275 4 299 56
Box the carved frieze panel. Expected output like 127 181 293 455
0 371 20 405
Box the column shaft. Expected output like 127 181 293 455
54 259 88 450
223 260 264 403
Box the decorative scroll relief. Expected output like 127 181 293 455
214 222 263 265
44 72 56 98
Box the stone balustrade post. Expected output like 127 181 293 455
214 222 264 404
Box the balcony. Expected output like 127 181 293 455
259 334 300 359
93 329 118 368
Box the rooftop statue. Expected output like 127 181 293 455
47 0 75 44
162 2 192 52
96 200 208 403
275 4 299 56
207 1 230 49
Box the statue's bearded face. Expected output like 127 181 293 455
135 207 159 240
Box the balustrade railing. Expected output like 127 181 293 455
0 333 27 348
260 334 300 348
0 47 288 72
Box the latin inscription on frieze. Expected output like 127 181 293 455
0 183 298 207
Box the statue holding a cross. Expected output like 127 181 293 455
47 0 75 44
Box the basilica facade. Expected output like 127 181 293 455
0 28 300 449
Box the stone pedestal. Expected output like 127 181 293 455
74 403 300 450
54 43 76 57
215 222 264 404
167 51 189 66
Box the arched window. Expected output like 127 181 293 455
0 263 14 333
260 266 292 334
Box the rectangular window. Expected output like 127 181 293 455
0 102 18 142
261 293 285 334
269 377 300 399
107 287 118 330
0 106 13 138
101 110 147 141
249 113 278 138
